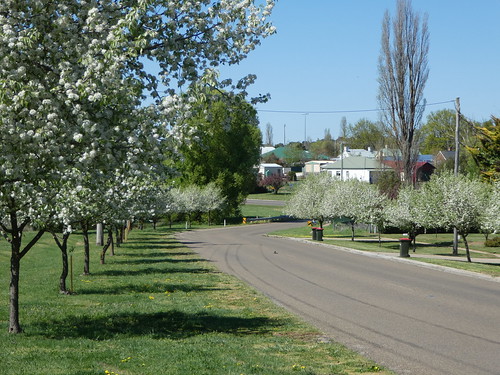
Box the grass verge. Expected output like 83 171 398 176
270 224 500 278
0 225 392 375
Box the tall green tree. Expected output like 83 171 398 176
178 94 262 216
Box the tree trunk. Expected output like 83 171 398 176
115 227 121 247
351 221 355 241
81 222 90 275
9 246 22 333
6 211 45 333
109 228 115 256
59 244 69 293
462 233 472 263
52 231 71 294
100 228 115 264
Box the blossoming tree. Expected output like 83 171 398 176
422 173 489 262
0 0 275 333
285 173 333 228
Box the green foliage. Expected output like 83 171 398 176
283 142 308 166
376 170 401 199
346 118 386 150
484 236 500 247
419 109 457 155
467 116 500 182
309 138 338 158
177 94 262 216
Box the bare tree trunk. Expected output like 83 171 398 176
115 226 121 247
462 233 472 263
100 229 113 264
52 231 71 294
351 221 355 241
81 221 90 275
109 228 115 256
9 247 22 333
5 211 45 333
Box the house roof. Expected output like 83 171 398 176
260 146 275 155
320 156 387 170
305 160 336 165
260 163 282 168
437 150 456 160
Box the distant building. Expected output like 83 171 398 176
434 150 456 166
258 163 283 177
320 156 389 183
303 160 337 175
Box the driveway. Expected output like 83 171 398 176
177 222 500 375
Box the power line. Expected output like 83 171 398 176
256 99 455 114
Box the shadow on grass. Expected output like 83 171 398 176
111 257 205 265
120 244 186 251
78 282 227 295
32 310 281 340
92 266 213 277
118 251 194 258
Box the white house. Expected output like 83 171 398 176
303 160 337 175
320 156 389 183
258 163 283 177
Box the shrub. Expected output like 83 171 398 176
484 236 500 247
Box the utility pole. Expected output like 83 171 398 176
453 97 460 255
303 113 308 149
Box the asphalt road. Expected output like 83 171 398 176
177 222 500 375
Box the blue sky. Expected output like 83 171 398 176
220 0 500 144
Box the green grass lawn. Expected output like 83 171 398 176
270 224 500 277
241 204 285 218
0 225 392 375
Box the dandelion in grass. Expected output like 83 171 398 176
121 356 132 363
148 296 155 300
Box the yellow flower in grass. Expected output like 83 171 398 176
148 296 155 300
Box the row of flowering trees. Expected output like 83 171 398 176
285 172 499 262
1 0 276 333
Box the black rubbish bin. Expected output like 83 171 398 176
311 227 318 240
316 228 324 241
399 238 411 257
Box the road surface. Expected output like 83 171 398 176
177 222 500 375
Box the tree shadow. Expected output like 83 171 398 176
120 244 185 251
92 266 213 277
111 257 205 265
32 310 282 340
118 251 194 258
78 282 227 295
